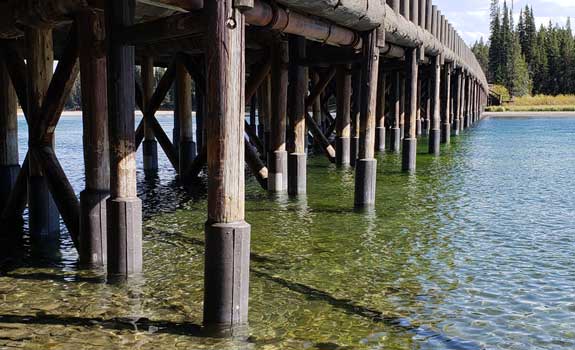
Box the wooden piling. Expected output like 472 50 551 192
336 65 352 166
105 0 142 276
402 48 418 172
429 55 441 155
453 69 462 135
350 65 362 167
78 10 110 266
390 71 401 153
0 55 19 215
441 63 451 144
141 56 158 173
268 39 288 193
354 29 379 208
175 60 195 175
287 35 307 195
203 0 250 329
26 28 60 239
375 68 386 153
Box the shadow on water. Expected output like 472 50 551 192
146 229 485 350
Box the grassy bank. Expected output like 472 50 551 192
487 94 575 112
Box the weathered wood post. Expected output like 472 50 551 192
390 71 401 153
203 0 250 329
453 68 462 135
463 72 469 129
287 35 307 195
268 39 288 192
312 72 322 134
354 29 379 208
258 76 271 159
402 48 418 172
141 56 158 173
428 55 441 155
106 0 142 275
350 65 362 167
415 74 422 136
441 62 451 144
78 10 110 266
399 73 406 140
336 64 352 166
176 61 196 174
375 68 386 153
423 77 431 136
196 80 205 152
26 28 60 239
0 56 19 214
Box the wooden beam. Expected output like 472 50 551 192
116 11 207 45
0 44 28 119
33 146 80 248
33 30 80 144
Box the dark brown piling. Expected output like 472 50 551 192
428 54 441 155
354 29 379 208
176 60 196 174
441 62 451 144
0 54 19 214
350 65 361 167
389 71 401 153
105 0 142 275
402 48 418 172
26 28 60 239
203 0 250 329
336 64 352 166
141 56 158 173
375 68 386 153
268 39 288 193
287 35 307 196
453 69 462 135
78 10 110 266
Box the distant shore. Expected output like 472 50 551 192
484 111 575 118
17 110 175 116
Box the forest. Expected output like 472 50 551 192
472 0 575 98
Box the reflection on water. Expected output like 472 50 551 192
1 115 574 349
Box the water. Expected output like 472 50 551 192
1 115 574 350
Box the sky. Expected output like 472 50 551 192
434 0 575 44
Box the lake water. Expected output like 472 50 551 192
0 115 574 350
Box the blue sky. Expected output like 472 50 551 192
434 0 575 44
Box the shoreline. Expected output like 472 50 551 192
484 111 575 118
17 110 176 116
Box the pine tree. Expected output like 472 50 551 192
488 0 503 83
472 38 490 75
509 37 533 97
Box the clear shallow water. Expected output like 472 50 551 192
0 116 574 350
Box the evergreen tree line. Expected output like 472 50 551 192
472 0 575 97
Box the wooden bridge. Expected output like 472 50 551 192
0 0 487 332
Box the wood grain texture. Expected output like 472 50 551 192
78 10 110 192
0 57 18 166
358 30 379 160
205 0 245 223
106 0 137 199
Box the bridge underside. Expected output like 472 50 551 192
0 0 487 332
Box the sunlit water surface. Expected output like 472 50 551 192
0 115 574 350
